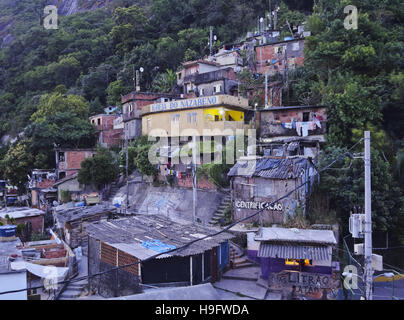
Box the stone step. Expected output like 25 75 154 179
233 258 250 266
256 277 269 289
212 214 226 220
59 289 83 299
232 261 255 269
212 213 225 218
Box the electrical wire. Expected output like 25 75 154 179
0 139 364 297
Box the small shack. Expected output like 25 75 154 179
228 156 318 224
85 214 234 298
254 226 339 299
53 204 116 254
0 207 45 234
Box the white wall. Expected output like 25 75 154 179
247 232 260 251
0 271 27 300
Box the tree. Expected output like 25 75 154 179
151 69 177 93
78 147 120 187
110 5 150 54
316 146 404 235
135 144 158 178
106 80 128 106
1 140 34 192
30 92 90 123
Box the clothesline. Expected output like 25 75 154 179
281 116 322 137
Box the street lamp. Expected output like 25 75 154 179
342 271 399 300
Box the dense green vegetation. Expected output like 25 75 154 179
284 0 404 241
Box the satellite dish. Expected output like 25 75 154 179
139 67 144 73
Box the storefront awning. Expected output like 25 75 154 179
257 243 331 260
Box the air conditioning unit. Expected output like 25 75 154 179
354 243 364 255
349 214 365 238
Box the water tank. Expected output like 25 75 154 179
0 225 17 237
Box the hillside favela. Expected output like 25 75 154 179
0 0 403 308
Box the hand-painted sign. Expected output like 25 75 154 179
235 200 283 211
150 96 218 113
271 271 331 289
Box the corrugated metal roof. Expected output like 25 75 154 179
254 227 337 245
228 157 314 179
85 214 234 259
257 243 332 260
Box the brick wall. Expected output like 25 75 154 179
36 180 55 189
97 129 123 148
89 239 141 298
66 151 96 170
177 174 217 190
15 215 44 233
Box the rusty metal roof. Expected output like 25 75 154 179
228 156 314 179
85 214 234 260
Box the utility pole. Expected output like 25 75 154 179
125 128 129 215
209 26 213 56
192 135 197 224
265 71 268 109
364 130 373 300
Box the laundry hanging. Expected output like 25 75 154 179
302 123 309 137
296 122 302 136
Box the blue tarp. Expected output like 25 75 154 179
142 239 176 253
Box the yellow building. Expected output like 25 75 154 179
142 95 252 137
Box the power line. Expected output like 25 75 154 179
0 139 363 297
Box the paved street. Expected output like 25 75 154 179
347 279 404 300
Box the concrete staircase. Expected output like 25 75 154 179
58 279 87 300
108 182 120 201
208 194 231 226
228 242 256 270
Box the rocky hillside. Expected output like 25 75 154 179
47 0 111 16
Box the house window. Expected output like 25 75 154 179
214 85 222 93
97 118 101 125
285 259 312 266
171 114 180 122
147 118 151 130
58 152 65 162
187 112 197 123
58 172 66 179
200 88 204 96
303 112 310 122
